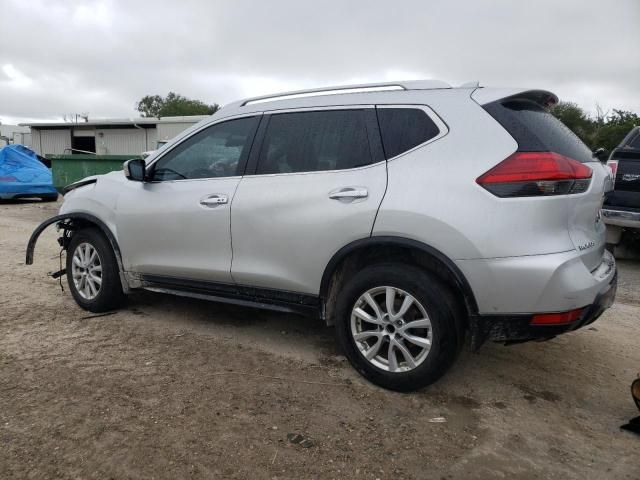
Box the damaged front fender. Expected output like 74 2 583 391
25 212 133 293
25 214 71 265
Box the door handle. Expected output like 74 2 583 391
200 194 228 207
329 187 368 200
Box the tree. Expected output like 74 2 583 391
591 109 640 152
135 95 164 118
136 92 219 118
551 101 639 152
550 102 593 144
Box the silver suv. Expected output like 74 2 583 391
27 81 617 391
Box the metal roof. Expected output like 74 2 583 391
20 115 209 128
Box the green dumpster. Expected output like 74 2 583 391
46 154 140 191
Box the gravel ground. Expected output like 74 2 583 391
1 200 639 479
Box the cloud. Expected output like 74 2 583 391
72 1 113 28
2 64 33 88
0 0 638 123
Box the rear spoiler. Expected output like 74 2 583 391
471 88 558 109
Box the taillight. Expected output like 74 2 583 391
0 176 18 182
477 152 593 198
606 159 618 187
531 307 584 325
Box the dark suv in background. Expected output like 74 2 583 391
603 127 640 245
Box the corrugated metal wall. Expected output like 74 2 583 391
157 122 193 144
31 120 198 156
95 128 146 155
40 129 72 155
146 128 158 150
31 130 41 154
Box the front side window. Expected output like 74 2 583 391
151 116 259 181
256 110 372 174
377 107 441 159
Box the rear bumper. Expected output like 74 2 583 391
456 248 616 314
602 208 640 229
472 269 617 344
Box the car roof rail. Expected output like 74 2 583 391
236 79 452 107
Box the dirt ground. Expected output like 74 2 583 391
1 200 638 480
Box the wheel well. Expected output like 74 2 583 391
25 212 130 293
63 218 119 254
320 239 477 329
65 218 132 293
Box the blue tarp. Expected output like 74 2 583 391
0 145 58 199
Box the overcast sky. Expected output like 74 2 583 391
0 0 638 124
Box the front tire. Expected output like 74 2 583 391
66 228 125 313
334 264 461 391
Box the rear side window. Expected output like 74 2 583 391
376 108 440 159
483 99 594 163
256 110 372 174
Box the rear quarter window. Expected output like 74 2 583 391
376 108 440 159
483 99 594 163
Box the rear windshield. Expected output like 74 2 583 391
483 99 594 163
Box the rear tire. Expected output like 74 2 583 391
334 263 461 391
66 228 125 313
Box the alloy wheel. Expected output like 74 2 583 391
71 242 102 300
350 286 433 373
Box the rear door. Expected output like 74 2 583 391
230 107 386 294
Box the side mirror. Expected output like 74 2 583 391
123 158 146 182
593 147 608 163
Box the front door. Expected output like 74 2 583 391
116 115 260 283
